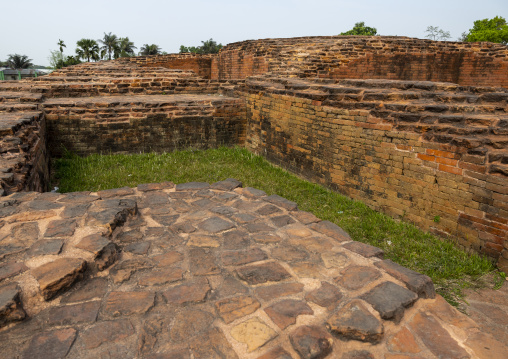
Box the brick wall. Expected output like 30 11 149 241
44 96 246 157
242 78 508 261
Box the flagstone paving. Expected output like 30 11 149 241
0 179 506 358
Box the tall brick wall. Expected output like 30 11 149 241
242 77 508 262
215 36 508 87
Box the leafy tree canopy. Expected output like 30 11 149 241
464 16 508 44
425 26 451 41
340 22 378 36
6 54 33 69
180 38 223 54
99 32 119 61
139 44 162 56
76 38 100 62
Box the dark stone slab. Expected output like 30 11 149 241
109 259 152 284
0 261 28 282
211 178 242 191
216 192 239 202
361 281 418 322
222 229 251 249
22 328 77 359
171 221 196 233
305 282 343 309
293 211 321 224
124 241 151 255
153 251 184 267
190 248 220 275
28 239 64 256
175 182 210 191
141 191 170 207
209 276 249 300
48 300 100 326
271 245 309 262
309 221 351 242
99 186 135 198
198 216 235 233
341 350 375 359
327 299 384 343
61 277 109 304
62 203 92 218
103 291 155 317
58 191 99 203
270 215 296 227
171 308 215 341
80 319 135 349
335 265 382 291
211 205 237 216
27 200 63 211
189 327 239 359
195 189 216 198
75 233 111 255
343 241 384 259
76 233 119 270
252 233 282 243
11 222 39 246
231 213 257 223
244 222 275 233
243 187 267 198
254 282 305 301
216 295 261 324
0 283 26 327
263 194 298 211
236 262 292 285
163 278 211 305
137 182 174 192
31 258 87 300
374 259 436 299
222 248 267 266
116 228 143 243
265 299 314 329
290 325 333 359
138 267 184 286
153 214 180 226
256 204 283 216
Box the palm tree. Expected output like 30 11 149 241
58 39 66 55
76 39 100 62
117 37 137 58
6 54 33 69
200 38 222 54
98 32 119 61
139 44 162 56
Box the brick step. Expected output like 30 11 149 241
0 92 43 103
0 103 39 112
42 94 243 121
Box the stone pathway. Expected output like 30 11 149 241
0 179 506 358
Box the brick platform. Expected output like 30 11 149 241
0 180 506 358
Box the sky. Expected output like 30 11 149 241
1 0 507 66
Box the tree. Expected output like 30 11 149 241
139 44 162 56
58 39 66 55
76 39 100 62
340 22 377 36
180 38 223 54
98 32 119 60
425 26 451 41
117 37 137 57
464 16 508 45
48 50 65 69
6 54 33 69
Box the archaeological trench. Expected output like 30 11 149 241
0 36 507 358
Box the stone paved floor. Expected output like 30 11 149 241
0 179 506 358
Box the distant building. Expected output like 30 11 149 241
0 68 50 80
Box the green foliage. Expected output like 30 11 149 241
465 16 508 44
57 39 66 54
139 44 162 56
425 26 451 41
340 22 377 36
98 32 119 61
76 38 100 62
53 147 496 306
48 50 82 69
5 54 33 69
180 38 223 54
117 37 137 58
433 215 441 223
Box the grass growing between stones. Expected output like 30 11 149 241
53 147 496 307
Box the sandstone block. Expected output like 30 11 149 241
32 258 87 300
361 282 418 322
289 325 333 359
264 299 313 329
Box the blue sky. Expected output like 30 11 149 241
1 0 506 66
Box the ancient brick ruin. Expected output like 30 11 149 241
0 36 507 358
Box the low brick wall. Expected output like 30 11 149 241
0 112 50 195
242 78 508 261
43 95 246 157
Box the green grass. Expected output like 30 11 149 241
53 147 497 306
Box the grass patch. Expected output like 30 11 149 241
53 147 497 306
